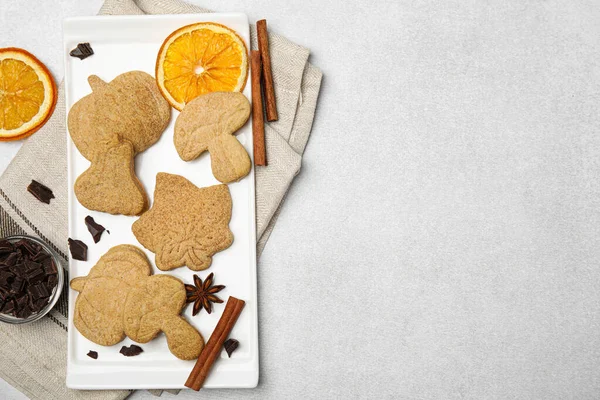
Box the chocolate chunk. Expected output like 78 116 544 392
0 271 14 288
24 260 42 272
69 43 94 60
27 180 55 204
15 305 32 318
0 240 13 254
16 305 32 319
10 276 25 294
68 238 87 261
2 252 17 267
15 239 39 256
87 350 98 359
223 338 239 357
32 251 50 263
26 268 45 285
84 216 105 243
33 298 49 312
46 274 58 291
43 258 58 275
2 299 14 314
28 283 50 300
15 294 28 310
119 344 143 357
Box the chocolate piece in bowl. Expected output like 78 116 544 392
43 258 58 275
0 240 13 254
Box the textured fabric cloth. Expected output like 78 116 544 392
0 0 322 398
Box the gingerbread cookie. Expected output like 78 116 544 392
68 71 170 215
174 92 251 183
132 173 233 271
70 245 204 360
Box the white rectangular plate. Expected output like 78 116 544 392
64 14 258 390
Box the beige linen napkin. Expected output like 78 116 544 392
0 0 321 398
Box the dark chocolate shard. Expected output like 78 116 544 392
15 239 40 256
1 299 15 314
16 305 32 319
87 350 98 359
119 344 143 357
28 283 50 300
10 276 26 294
33 298 49 312
2 252 18 267
69 43 94 60
25 267 45 285
84 216 105 243
43 258 58 275
0 240 13 254
27 180 55 204
24 260 42 272
68 238 87 261
46 275 58 291
223 338 239 358
15 294 28 310
32 251 50 263
0 271 14 288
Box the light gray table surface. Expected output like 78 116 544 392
3 0 600 399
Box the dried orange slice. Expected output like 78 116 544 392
0 48 57 141
156 23 248 111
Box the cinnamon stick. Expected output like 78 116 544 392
256 19 278 122
251 50 267 166
185 296 246 390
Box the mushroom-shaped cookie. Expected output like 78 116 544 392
70 245 204 360
132 173 234 271
174 92 251 183
67 71 171 216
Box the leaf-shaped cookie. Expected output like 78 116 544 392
132 173 234 271
174 92 251 183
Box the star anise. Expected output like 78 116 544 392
185 273 225 316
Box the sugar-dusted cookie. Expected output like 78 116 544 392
174 92 251 183
74 141 147 216
67 71 170 215
68 72 171 160
132 173 233 271
70 245 204 360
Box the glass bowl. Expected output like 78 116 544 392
0 235 64 324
